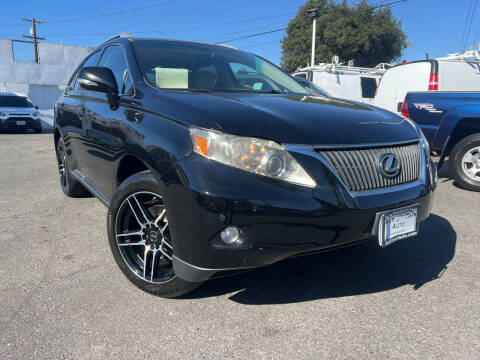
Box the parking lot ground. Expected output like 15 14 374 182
0 133 479 359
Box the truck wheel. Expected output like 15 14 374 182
107 171 203 297
449 133 480 192
55 138 89 197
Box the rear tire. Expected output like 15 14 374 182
107 171 203 297
55 137 89 197
449 133 480 192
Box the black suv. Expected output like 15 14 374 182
54 35 436 297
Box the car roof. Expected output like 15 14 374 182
99 34 239 51
0 92 23 97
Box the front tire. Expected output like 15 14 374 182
107 171 203 297
449 133 480 192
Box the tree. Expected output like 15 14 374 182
281 0 407 72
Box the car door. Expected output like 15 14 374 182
81 44 134 199
56 50 103 172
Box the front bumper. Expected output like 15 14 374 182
164 150 435 283
0 117 41 131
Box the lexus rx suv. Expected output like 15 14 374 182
0 93 42 133
54 35 436 297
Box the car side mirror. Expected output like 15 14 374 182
77 66 119 109
34 106 38 110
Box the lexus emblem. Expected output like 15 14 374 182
379 153 401 178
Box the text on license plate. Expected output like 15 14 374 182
16 120 26 126
380 207 418 247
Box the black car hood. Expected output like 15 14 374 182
154 91 419 145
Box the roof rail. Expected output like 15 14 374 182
98 33 133 47
437 50 480 62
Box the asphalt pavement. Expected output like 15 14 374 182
0 133 479 359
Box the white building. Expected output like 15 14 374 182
0 38 92 128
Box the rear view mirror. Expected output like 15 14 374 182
78 67 119 109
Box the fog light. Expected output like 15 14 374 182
220 226 243 245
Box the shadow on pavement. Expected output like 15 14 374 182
185 214 456 304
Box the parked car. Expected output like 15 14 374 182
0 92 42 133
292 63 385 104
402 91 480 191
375 57 480 114
54 35 436 297
295 77 330 97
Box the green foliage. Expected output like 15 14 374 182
281 0 407 72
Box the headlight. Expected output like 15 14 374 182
189 127 316 188
33 111 40 117
0 112 6 117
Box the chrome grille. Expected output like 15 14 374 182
317 142 421 192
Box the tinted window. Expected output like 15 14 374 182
133 40 308 94
72 50 102 91
361 77 377 98
0 96 33 108
99 45 133 95
294 73 307 79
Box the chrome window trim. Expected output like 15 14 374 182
284 138 427 196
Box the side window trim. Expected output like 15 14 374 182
68 48 104 92
99 44 135 97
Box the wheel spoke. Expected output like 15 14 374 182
150 248 158 281
160 222 169 235
143 246 150 279
159 246 172 261
162 239 173 250
463 153 475 164
116 230 143 238
118 239 145 247
127 198 147 227
132 194 152 225
154 209 167 227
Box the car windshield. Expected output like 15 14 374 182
133 40 309 95
0 96 33 108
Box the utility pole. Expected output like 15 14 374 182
21 18 45 63
307 8 319 67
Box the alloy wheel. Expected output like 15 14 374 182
56 143 67 187
461 146 480 182
115 191 174 283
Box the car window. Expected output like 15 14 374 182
72 50 103 91
360 77 377 98
98 45 134 95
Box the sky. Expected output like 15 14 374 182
0 0 478 66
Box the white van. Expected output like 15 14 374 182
293 64 384 104
374 58 480 114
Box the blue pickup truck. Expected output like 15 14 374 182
402 92 480 191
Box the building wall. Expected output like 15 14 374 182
0 39 92 129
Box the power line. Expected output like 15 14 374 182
460 0 475 51
0 0 179 27
464 0 479 49
215 0 408 44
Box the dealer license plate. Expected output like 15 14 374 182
16 120 26 126
377 206 419 247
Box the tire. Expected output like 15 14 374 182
55 137 89 197
107 171 203 297
34 127 42 134
449 133 480 192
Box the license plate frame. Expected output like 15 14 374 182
374 204 420 247
16 120 26 126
